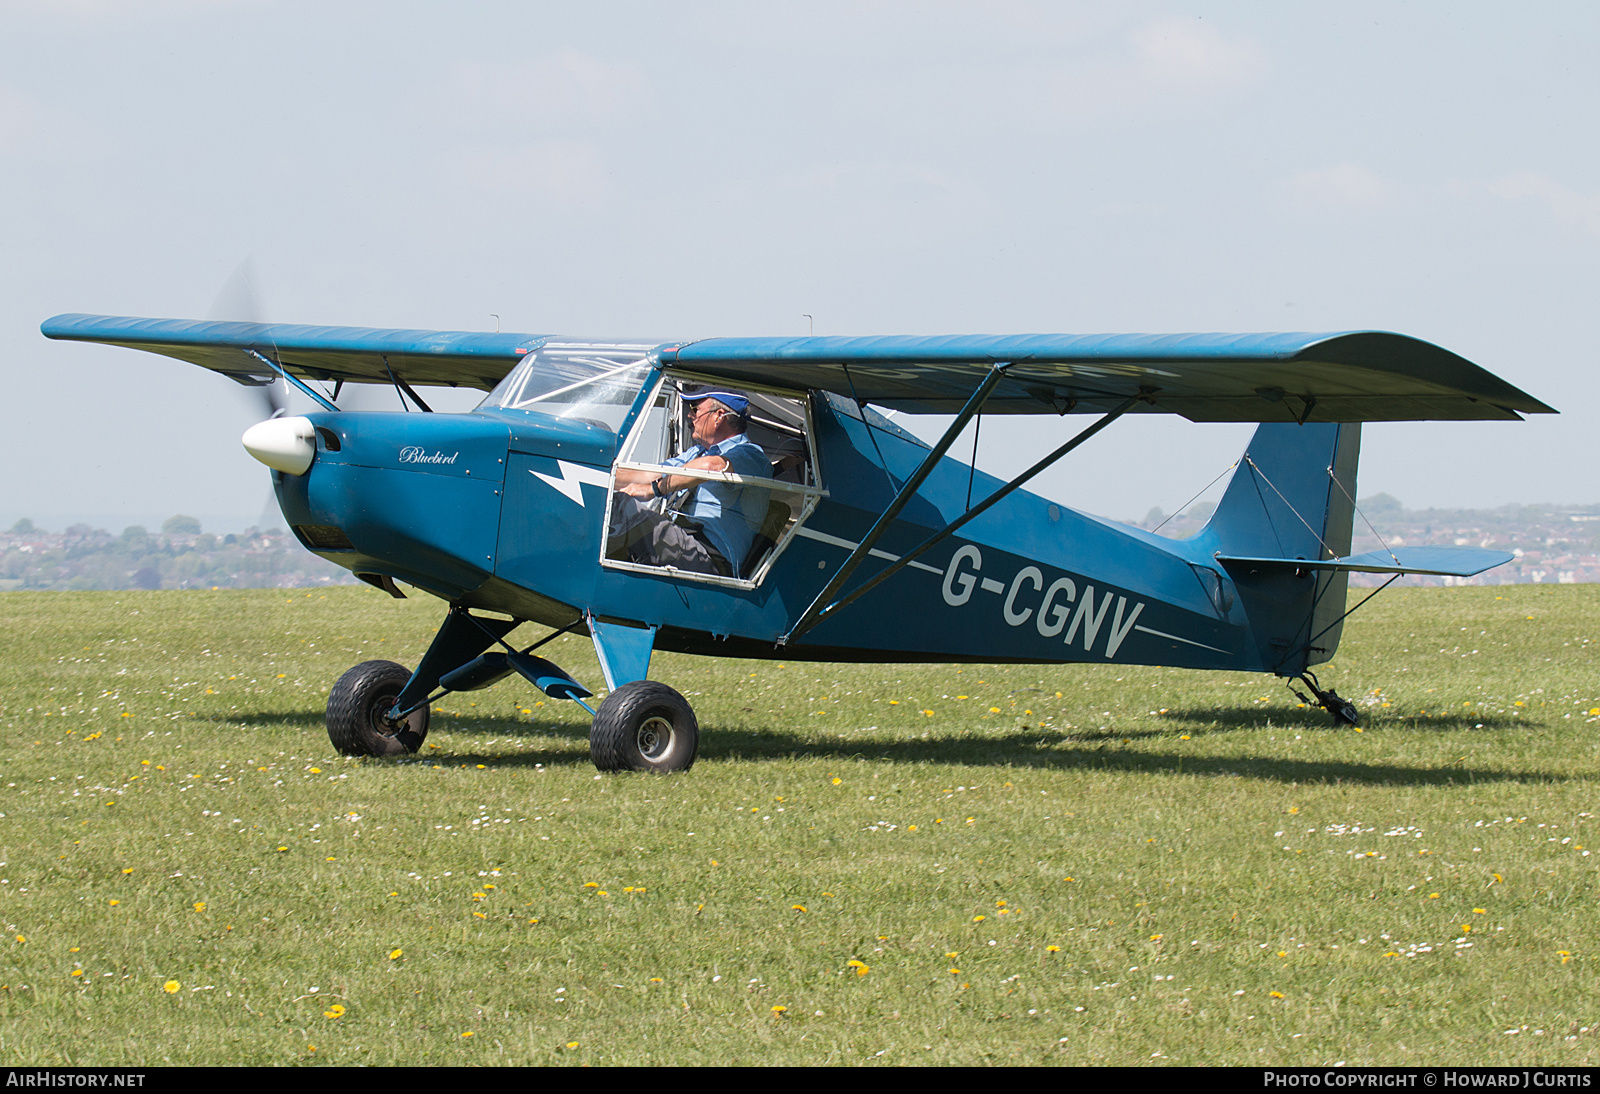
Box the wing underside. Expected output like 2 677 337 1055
662 331 1555 422
43 316 1554 423
42 314 545 392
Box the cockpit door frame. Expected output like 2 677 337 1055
599 372 826 590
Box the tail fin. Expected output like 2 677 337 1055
1196 422 1362 674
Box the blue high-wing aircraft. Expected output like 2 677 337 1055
42 314 1555 771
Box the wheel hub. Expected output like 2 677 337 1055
636 715 673 759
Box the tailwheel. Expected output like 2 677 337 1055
1290 671 1360 728
589 681 699 773
326 660 430 756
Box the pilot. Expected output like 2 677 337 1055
608 386 771 578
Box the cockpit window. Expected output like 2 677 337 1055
601 376 824 588
477 343 656 432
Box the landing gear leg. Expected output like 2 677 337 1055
1290 671 1359 727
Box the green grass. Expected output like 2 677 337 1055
0 584 1596 1065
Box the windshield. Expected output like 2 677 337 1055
477 342 657 431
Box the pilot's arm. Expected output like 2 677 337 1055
618 454 728 499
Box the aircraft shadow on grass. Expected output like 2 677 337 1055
217 709 1568 787
1146 707 1525 733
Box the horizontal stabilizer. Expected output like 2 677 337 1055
1216 546 1514 578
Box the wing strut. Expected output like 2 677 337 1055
781 362 1011 644
783 393 1141 644
245 349 338 412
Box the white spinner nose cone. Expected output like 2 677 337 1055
242 415 316 475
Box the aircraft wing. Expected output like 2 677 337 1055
661 331 1555 422
41 313 548 392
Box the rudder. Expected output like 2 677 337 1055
1196 422 1362 674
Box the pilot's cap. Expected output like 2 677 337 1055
681 385 750 416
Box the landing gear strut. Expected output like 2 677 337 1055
1290 670 1359 727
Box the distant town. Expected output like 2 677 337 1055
0 516 355 592
3 497 1597 591
1138 494 1600 587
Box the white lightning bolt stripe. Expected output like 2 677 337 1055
794 526 944 574
531 460 612 506
1132 624 1229 654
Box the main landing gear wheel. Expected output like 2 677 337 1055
325 660 430 757
589 681 699 773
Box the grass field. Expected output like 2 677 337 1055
0 584 1596 1066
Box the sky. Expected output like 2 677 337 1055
3 1 1596 533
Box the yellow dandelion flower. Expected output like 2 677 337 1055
70 969 83 977
847 959 869 976
309 767 321 774
389 949 403 960
583 882 599 888
792 905 807 912
121 868 133 874
1270 991 1285 999
1046 945 1060 953
192 902 205 914
565 1041 578 1048
109 900 119 906
462 1031 474 1038
972 915 986 922
649 978 662 983
323 1003 346 1019
162 980 180 994
831 777 841 785
945 952 958 958
771 1005 787 1015
948 967 961 975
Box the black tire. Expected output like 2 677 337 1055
589 681 698 773
325 660 429 757
1326 692 1360 727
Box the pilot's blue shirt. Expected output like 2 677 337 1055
663 433 771 572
